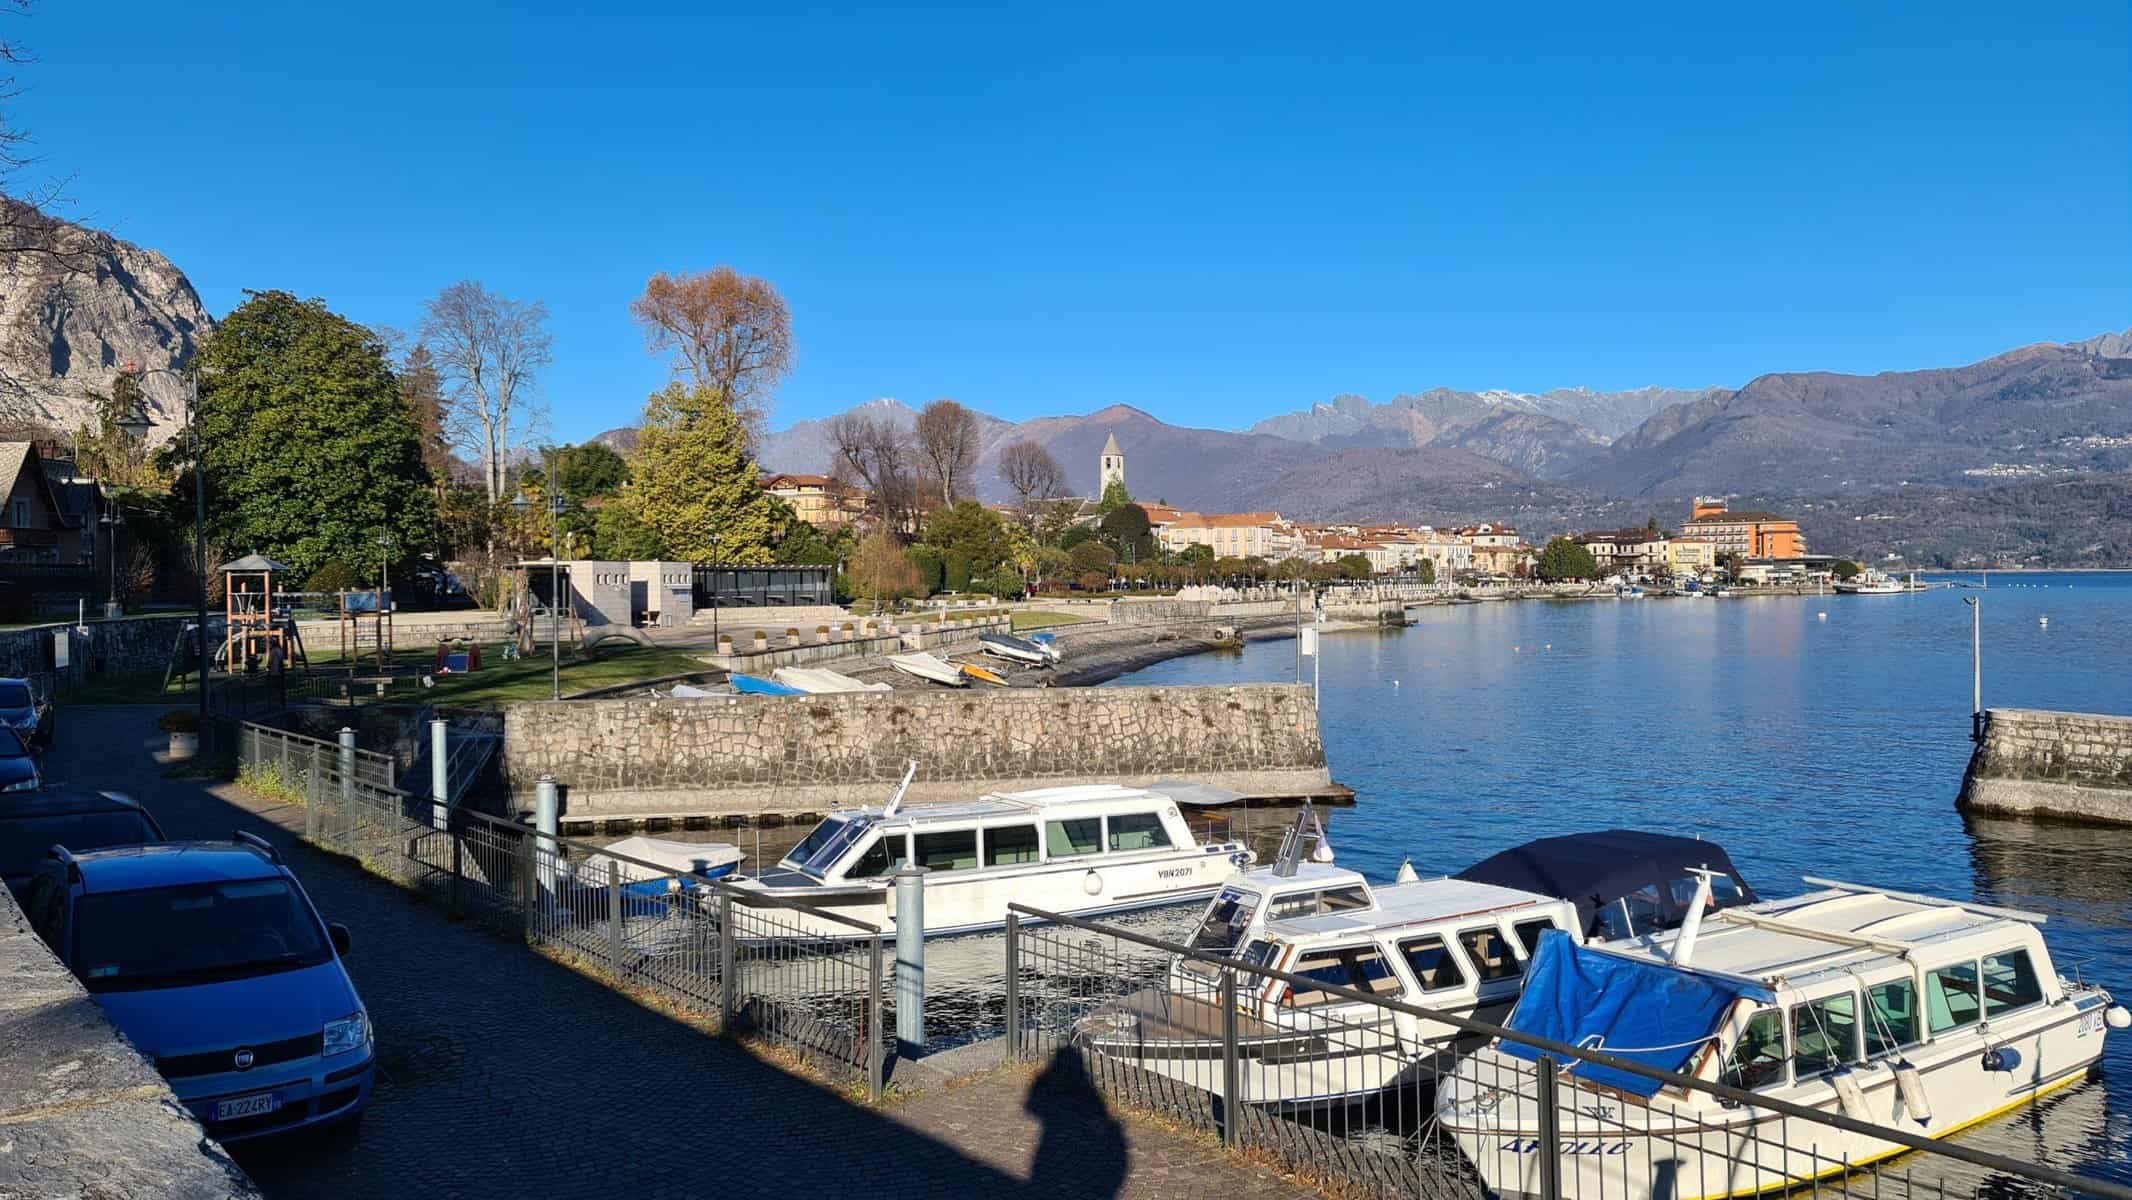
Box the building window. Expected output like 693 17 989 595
10 499 24 528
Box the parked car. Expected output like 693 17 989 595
0 789 163 902
0 677 52 753
20 832 375 1142
0 726 41 794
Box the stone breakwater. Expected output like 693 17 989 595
1959 707 2132 826
502 682 1333 820
0 885 261 1198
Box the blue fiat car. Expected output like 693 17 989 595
19 832 375 1142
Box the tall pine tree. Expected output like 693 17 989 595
621 381 777 562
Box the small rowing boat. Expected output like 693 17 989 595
979 631 1053 666
887 651 968 687
771 666 894 694
959 662 1009 686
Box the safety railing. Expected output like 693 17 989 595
1004 903 2131 1200
239 721 887 1098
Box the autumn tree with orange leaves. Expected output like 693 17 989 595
628 267 792 440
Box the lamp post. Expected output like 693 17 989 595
98 510 125 617
708 534 722 638
120 362 208 743
1965 597 1982 742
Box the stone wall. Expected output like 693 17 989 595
0 612 193 681
501 682 1331 819
0 885 262 1197
1958 707 2132 826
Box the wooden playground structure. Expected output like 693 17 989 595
217 554 309 673
337 587 395 669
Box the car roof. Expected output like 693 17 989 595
67 842 284 893
0 789 146 817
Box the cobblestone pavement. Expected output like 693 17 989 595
53 706 1322 1200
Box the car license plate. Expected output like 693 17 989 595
215 1091 279 1121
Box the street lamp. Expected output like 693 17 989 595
708 534 722 638
98 509 125 617
121 361 209 744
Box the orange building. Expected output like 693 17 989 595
1683 498 1805 559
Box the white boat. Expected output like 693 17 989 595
886 652 968 687
979 631 1054 666
1084 823 1758 1109
771 666 893 694
578 835 745 897
1834 569 1905 595
1439 877 2128 1200
728 768 1254 937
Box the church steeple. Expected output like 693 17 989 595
1099 434 1125 492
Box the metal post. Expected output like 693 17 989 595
429 718 448 830
1536 1055 1563 1200
867 933 886 1101
606 859 624 972
1219 967 1239 1148
328 726 353 839
550 493 562 701
534 775 560 899
192 377 209 759
894 867 927 1055
717 890 738 1031
1003 911 1022 1063
1967 597 1983 742
449 825 462 915
518 827 537 940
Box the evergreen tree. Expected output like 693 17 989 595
182 290 440 578
1534 536 1599 582
1097 479 1132 515
620 381 778 562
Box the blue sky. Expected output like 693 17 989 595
19 2 2130 443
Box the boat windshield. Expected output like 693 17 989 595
783 815 876 875
1188 888 1261 955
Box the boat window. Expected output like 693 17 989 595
1046 818 1103 858
1281 945 1399 1008
1238 939 1279 971
1592 884 1666 940
1107 813 1173 852
1188 890 1261 955
788 816 851 867
1981 950 2043 1017
1457 926 1522 982
1706 874 1747 908
1512 917 1557 956
914 829 978 872
1791 992 1860 1077
1726 1007 1788 1091
1926 962 1982 1035
1397 934 1468 993
983 825 1040 868
1865 979 1919 1055
846 834 910 879
1268 886 1371 919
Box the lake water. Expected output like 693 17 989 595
1114 572 2132 1183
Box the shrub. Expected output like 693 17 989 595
306 559 367 594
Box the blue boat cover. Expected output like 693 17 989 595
1499 931 1774 1097
730 675 804 696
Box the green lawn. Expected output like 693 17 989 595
1010 610 1097 631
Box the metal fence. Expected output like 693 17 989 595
239 721 888 1098
1003 903 2130 1200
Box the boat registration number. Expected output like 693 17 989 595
2078 1009 2104 1038
215 1091 280 1121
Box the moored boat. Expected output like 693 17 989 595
959 662 1009 686
1438 877 2129 1200
579 835 745 898
1834 569 1905 595
730 674 805 696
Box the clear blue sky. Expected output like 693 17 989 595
19 2 2130 442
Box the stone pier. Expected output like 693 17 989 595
1958 707 2132 826
501 682 1338 820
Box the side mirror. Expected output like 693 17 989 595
328 922 352 955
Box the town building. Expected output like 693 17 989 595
1667 536 1718 576
1159 511 1304 561
1682 497 1805 559
0 443 72 564
1577 528 1672 576
1457 524 1534 578
760 473 869 530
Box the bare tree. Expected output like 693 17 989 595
0 3 76 264
912 399 981 504
827 409 923 534
996 438 1066 517
628 267 791 439
418 281 551 504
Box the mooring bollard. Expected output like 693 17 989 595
429 719 449 831
535 774 560 900
894 867 927 1055
324 727 353 840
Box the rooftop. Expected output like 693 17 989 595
1684 510 1793 525
851 782 1175 826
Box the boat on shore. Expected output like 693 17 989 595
728 767 1253 938
730 673 805 696
887 652 968 687
1438 877 2128 1200
771 666 893 694
959 661 1009 686
980 631 1055 666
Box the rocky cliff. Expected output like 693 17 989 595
0 204 212 436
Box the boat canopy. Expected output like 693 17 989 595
1500 931 1773 1097
1453 829 1756 938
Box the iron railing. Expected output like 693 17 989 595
1004 903 2131 1200
239 721 888 1098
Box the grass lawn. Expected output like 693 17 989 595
1010 610 1097 631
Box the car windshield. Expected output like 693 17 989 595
73 877 331 993
0 727 26 758
0 682 31 709
0 812 157 876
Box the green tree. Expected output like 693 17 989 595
1719 551 1745 580
919 500 1012 577
591 500 663 560
620 381 778 562
906 543 946 594
1831 559 1863 581
1097 479 1132 515
1069 541 1116 577
1334 553 1373 580
1534 536 1599 582
775 516 855 567
983 564 1024 599
1179 543 1214 577
182 290 440 578
847 530 924 611
1098 503 1155 562
1414 558 1436 585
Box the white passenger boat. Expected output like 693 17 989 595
1438 877 2128 1200
1082 821 1758 1109
1834 569 1905 595
728 767 1253 937
771 666 893 694
886 652 968 687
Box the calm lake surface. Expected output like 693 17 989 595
1115 572 2132 1182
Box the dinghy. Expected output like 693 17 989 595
729 674 805 696
887 652 968 687
771 666 893 694
979 631 1053 666
959 662 1009 686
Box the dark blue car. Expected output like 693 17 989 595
0 676 52 753
19 833 375 1142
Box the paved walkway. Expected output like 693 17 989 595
54 707 1319 1200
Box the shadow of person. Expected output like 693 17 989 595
1026 1048 1130 1199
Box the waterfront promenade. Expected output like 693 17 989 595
52 706 1322 1200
